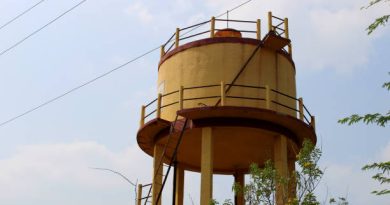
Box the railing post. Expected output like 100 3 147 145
210 16 215 38
265 85 270 109
220 81 225 106
311 116 316 130
284 18 289 39
137 184 142 205
256 19 261 40
175 28 180 48
298 97 304 121
268 11 272 32
179 86 184 110
284 17 292 56
160 45 165 59
157 93 162 118
140 105 145 127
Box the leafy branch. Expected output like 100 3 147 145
362 162 390 195
361 0 390 34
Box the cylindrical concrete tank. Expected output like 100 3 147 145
158 32 297 121
136 14 317 205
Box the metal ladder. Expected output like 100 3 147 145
140 114 189 205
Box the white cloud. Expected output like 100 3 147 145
125 2 154 24
203 0 389 72
379 141 390 161
317 140 390 204
0 141 152 205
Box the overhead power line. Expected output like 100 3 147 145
0 0 86 57
181 0 254 36
0 0 256 128
0 45 160 127
0 0 46 31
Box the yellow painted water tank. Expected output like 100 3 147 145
136 13 317 205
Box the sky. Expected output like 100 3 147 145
0 0 389 204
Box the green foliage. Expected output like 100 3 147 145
361 0 390 34
295 140 323 205
329 197 349 205
209 199 233 205
339 76 390 196
338 75 390 127
240 160 285 205
338 112 390 127
228 140 325 205
362 162 390 195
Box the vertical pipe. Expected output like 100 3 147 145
172 161 178 205
288 44 292 56
220 81 225 106
298 98 304 121
160 45 165 59
256 19 261 40
137 184 142 205
140 105 145 127
200 127 213 205
157 93 162 118
210 16 215 38
284 18 289 39
265 85 270 109
175 28 180 48
152 145 163 205
175 166 185 205
179 86 184 110
311 116 316 130
234 173 245 205
268 11 272 32
274 135 288 205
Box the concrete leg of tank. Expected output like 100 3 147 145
152 144 164 205
175 165 184 205
200 127 213 205
274 135 288 205
234 173 245 205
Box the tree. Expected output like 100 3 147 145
362 0 390 34
211 139 334 205
338 75 390 196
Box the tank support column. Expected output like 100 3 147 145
234 173 245 205
152 144 164 205
200 127 213 205
175 165 185 205
274 135 288 205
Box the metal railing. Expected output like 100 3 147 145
159 12 292 59
268 11 292 55
140 82 315 129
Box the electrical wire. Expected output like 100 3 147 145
0 0 46 31
0 0 86 57
0 45 160 127
0 0 256 128
181 0 254 37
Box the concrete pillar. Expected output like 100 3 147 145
152 144 164 205
274 135 288 205
234 173 245 205
200 127 213 205
175 165 185 205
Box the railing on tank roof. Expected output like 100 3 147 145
139 82 315 130
160 12 292 59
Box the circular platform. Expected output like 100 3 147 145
137 106 316 174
